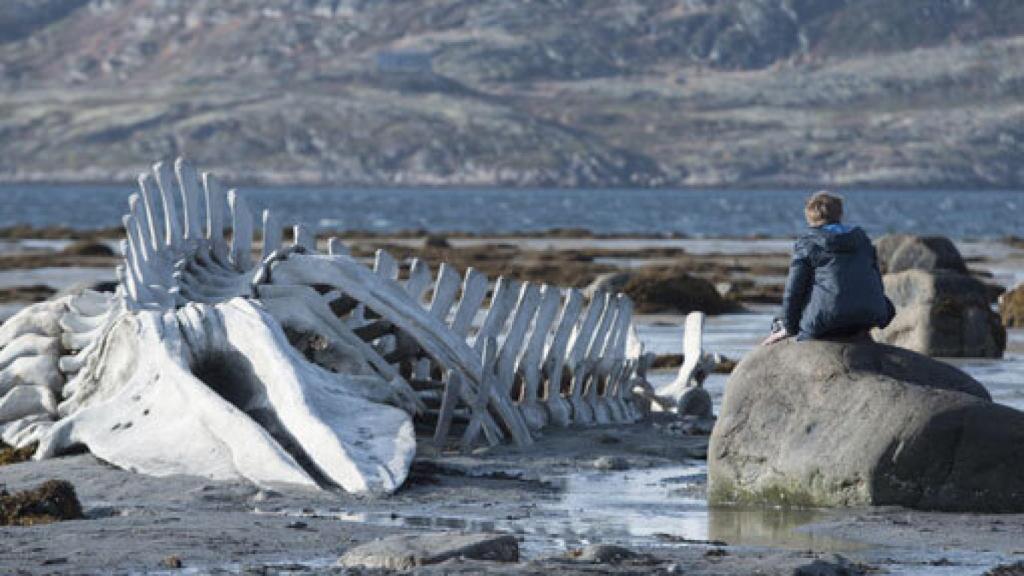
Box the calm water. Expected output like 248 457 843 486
640 309 1024 413
0 185 1020 238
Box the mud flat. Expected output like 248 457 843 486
0 233 1022 574
2 421 1023 575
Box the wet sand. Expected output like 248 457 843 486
0 233 1022 574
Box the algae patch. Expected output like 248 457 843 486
0 479 84 526
0 442 35 466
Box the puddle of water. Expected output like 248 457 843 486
538 465 862 555
707 506 860 552
258 465 862 559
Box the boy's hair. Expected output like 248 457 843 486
805 191 843 226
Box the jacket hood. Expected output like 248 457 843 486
805 224 867 253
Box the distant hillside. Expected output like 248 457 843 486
1 0 1023 187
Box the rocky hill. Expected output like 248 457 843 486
1 0 1022 187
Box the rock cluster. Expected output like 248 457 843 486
709 339 1024 512
873 235 1005 358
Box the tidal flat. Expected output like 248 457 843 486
0 233 1021 575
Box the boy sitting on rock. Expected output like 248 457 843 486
763 191 895 345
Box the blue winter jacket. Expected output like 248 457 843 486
781 224 895 340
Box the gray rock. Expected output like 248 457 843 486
793 555 865 576
874 269 1006 358
875 234 967 274
678 415 716 437
709 339 1024 512
570 544 652 564
338 532 518 570
592 456 630 471
677 387 713 419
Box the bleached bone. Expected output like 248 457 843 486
0 157 698 493
0 334 59 371
495 284 542 402
0 413 53 448
461 337 499 450
0 385 57 421
586 295 627 424
293 224 317 252
541 289 584 427
655 311 716 412
595 296 634 422
419 263 461 380
515 284 562 431
327 237 349 256
432 267 491 446
566 292 611 424
268 255 534 447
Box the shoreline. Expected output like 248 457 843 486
0 224 1021 245
2 176 1024 193
2 424 1023 575
0 233 1020 574
0 233 1019 322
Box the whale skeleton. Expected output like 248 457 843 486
0 158 707 494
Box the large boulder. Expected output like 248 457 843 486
874 270 1006 358
586 266 738 314
709 339 1024 512
874 234 967 275
1000 284 1024 328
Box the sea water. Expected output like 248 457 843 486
0 185 1020 239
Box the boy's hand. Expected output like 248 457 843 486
761 329 791 346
